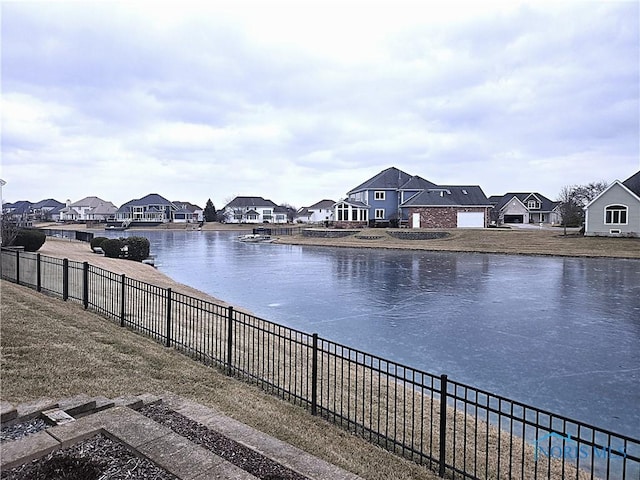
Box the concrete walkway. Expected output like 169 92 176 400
1 393 362 480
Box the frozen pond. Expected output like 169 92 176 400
108 230 640 438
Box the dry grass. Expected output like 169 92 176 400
275 227 640 258
0 280 440 480
1 237 608 479
2 280 591 480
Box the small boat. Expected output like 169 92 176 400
142 255 156 266
237 234 273 243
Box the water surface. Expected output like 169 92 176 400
109 230 640 438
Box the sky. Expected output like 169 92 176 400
1 0 639 210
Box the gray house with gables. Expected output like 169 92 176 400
334 167 491 228
584 171 640 237
489 193 560 225
116 193 177 225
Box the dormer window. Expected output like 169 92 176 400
527 200 540 209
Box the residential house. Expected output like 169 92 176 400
31 199 65 221
295 199 335 224
584 171 640 237
172 202 204 223
489 193 560 225
336 167 491 228
404 186 493 229
2 201 33 226
222 196 287 224
59 196 117 222
116 193 176 224
341 167 414 226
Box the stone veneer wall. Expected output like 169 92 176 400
332 221 369 229
408 207 488 228
302 229 361 238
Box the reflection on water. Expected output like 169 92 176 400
107 230 640 438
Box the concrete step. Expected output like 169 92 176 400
1 393 363 480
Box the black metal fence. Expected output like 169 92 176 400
41 228 95 243
2 248 638 480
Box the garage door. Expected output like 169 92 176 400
504 215 524 224
457 212 485 228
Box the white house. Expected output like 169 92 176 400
59 196 117 222
173 201 204 223
222 196 287 224
295 199 335 224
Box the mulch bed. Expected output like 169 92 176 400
1 403 309 480
139 403 309 480
0 433 177 480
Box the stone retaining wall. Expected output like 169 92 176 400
302 229 360 238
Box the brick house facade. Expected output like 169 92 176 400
408 207 489 229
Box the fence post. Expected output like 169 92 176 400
82 262 89 309
120 274 126 327
165 288 172 347
226 306 234 375
15 250 20 285
36 253 41 292
439 374 448 478
62 258 69 301
311 333 318 416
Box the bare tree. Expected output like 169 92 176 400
557 185 583 236
1 219 20 247
556 181 608 235
279 203 297 223
571 180 608 208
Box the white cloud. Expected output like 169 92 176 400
1 0 638 208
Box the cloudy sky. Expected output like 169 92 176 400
2 1 639 209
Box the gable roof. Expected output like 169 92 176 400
89 203 117 215
173 201 203 212
118 193 175 212
492 193 557 212
32 198 64 209
3 200 32 214
225 196 278 209
308 199 335 210
402 186 491 207
399 175 438 191
585 174 640 209
70 196 112 208
347 167 413 194
623 170 640 197
334 199 369 209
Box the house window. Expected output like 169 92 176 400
527 200 540 209
374 191 385 201
375 209 385 219
337 204 348 221
605 205 627 224
360 209 368 221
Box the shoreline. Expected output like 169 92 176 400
35 238 231 307
272 228 640 259
35 223 640 259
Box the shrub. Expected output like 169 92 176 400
124 236 150 262
101 238 125 258
90 236 108 251
13 229 46 252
